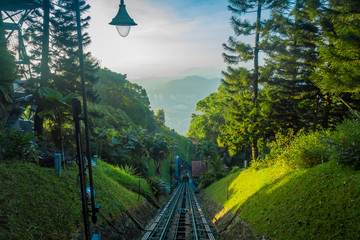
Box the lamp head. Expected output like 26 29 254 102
109 0 137 37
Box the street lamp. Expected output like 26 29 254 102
109 0 137 37
74 0 137 238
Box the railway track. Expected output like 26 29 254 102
141 183 217 240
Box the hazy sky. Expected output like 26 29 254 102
87 0 233 80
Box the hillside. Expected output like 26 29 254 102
203 161 360 239
0 160 155 239
135 75 220 135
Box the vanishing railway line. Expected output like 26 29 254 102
141 183 217 240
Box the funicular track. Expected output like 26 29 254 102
141 183 217 240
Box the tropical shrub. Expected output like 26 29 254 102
0 128 37 162
199 171 216 189
147 176 170 197
231 166 240 173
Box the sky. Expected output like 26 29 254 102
87 0 233 80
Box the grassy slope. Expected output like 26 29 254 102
205 161 360 239
0 160 153 240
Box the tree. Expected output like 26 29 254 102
51 0 99 102
187 92 225 143
0 14 17 111
222 0 273 161
261 0 327 131
38 87 76 163
149 133 170 176
155 109 165 126
315 0 360 95
23 0 97 136
94 69 156 130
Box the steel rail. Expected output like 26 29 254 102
187 183 199 240
141 183 184 240
158 184 185 240
141 182 218 240
190 189 216 240
173 193 182 240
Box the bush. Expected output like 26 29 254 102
199 171 216 189
286 131 330 168
0 129 38 162
261 130 330 169
331 120 360 170
231 166 240 173
147 176 170 197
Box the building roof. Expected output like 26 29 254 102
0 0 40 11
192 161 207 177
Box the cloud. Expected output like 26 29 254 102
87 0 232 79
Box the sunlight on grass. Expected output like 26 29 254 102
208 167 293 220
205 161 360 240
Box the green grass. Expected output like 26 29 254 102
0 160 153 239
205 161 360 240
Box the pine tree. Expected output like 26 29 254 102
222 0 273 161
261 0 325 131
155 109 165 126
315 0 360 95
23 0 98 136
51 0 99 102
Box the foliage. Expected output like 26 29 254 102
196 141 228 187
97 126 149 172
89 102 134 130
0 18 17 110
188 92 225 143
94 69 155 129
199 171 217 189
155 109 165 126
256 129 330 169
0 128 37 162
231 166 240 174
196 141 218 161
147 176 170 197
38 87 76 158
315 0 360 94
330 120 360 170
255 120 360 171
120 164 141 177
149 133 172 176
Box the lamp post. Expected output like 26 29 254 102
74 0 137 239
75 0 96 239
109 0 137 37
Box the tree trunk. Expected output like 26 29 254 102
251 138 258 162
59 117 65 169
313 93 320 131
253 3 262 105
34 0 50 136
250 3 262 162
0 13 6 50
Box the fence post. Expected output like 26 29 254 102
54 153 62 177
93 155 98 166
244 160 248 169
226 180 229 200
138 179 141 201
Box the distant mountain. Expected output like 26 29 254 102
133 75 221 135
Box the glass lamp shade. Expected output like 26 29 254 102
116 25 131 37
109 1 137 37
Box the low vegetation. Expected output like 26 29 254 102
0 160 153 239
204 120 360 239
